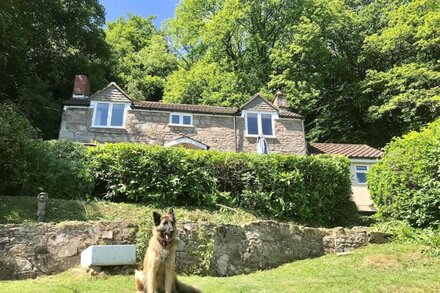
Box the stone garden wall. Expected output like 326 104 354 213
0 221 137 280
0 221 390 280
175 221 389 276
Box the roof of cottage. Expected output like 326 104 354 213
277 110 303 118
63 82 303 118
63 97 91 106
132 101 239 115
308 143 384 159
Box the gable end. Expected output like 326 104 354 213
241 94 277 112
90 83 132 103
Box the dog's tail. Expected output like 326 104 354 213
134 270 144 293
175 277 203 293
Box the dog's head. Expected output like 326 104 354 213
153 208 176 244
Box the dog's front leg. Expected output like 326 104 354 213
164 255 175 293
147 265 158 293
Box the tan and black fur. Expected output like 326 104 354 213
135 209 202 293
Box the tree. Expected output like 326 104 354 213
163 60 245 106
106 15 178 101
166 0 304 104
360 0 440 145
0 0 112 139
165 0 439 147
268 0 367 143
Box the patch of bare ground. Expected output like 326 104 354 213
364 254 401 268
401 252 423 261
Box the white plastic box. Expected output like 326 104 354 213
80 245 136 267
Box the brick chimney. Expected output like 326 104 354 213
72 75 90 98
273 90 288 111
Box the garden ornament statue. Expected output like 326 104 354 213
37 192 48 222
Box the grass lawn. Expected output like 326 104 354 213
1 243 439 292
0 196 259 225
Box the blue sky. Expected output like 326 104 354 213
100 0 180 27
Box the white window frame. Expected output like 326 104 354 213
355 165 369 185
90 101 129 128
242 110 277 138
169 112 193 127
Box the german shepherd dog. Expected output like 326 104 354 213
135 209 202 293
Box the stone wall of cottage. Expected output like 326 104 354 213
59 107 306 154
236 117 306 154
0 221 391 280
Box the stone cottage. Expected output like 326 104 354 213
59 75 383 211
59 75 307 154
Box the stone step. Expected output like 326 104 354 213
80 245 136 267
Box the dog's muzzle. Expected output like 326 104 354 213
163 228 174 243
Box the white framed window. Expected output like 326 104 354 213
355 165 368 184
243 111 276 137
169 113 193 126
91 101 127 128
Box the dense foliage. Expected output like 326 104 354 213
0 104 93 197
0 102 38 194
106 15 177 101
88 143 354 226
373 220 440 256
161 0 439 147
368 118 440 228
15 140 94 199
1 0 438 146
0 0 112 138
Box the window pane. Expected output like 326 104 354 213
182 115 192 125
94 103 109 126
247 113 258 135
261 114 273 136
171 114 180 124
356 165 367 171
110 104 125 126
356 172 367 183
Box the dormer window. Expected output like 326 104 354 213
91 101 127 128
244 111 276 137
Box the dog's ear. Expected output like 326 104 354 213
168 208 175 223
153 212 161 226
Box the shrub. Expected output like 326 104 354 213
0 104 93 198
18 140 94 198
88 143 353 226
368 118 440 228
373 220 440 257
0 102 38 194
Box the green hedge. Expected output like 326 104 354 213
0 102 93 198
368 118 440 228
1 139 94 198
0 102 38 194
88 143 354 226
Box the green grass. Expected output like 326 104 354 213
0 196 259 225
1 243 439 292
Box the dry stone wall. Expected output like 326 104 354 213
0 221 390 280
0 221 137 280
175 221 388 276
